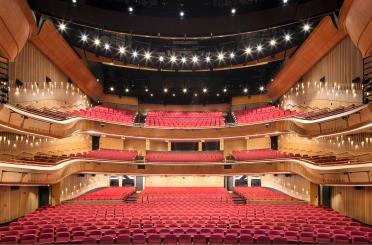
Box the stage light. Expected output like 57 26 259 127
206 56 211 63
181 57 187 63
231 8 236 14
118 46 126 54
58 23 66 31
303 23 310 32
132 51 138 58
192 56 198 63
81 34 88 42
180 11 184 17
163 88 168 93
259 86 265 91
218 53 224 61
110 86 114 91
245 47 252 54
104 43 110 50
128 6 133 12
256 44 263 52
93 38 100 46
243 88 248 93
270 39 276 46
159 56 164 62
144 52 151 60
170 55 177 63
284 34 291 41
223 88 227 92
203 88 207 93
183 88 187 93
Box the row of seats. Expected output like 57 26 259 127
76 187 135 200
69 106 136 125
14 104 71 121
234 106 300 125
234 187 294 201
232 149 290 161
76 149 138 162
145 151 225 162
145 111 225 128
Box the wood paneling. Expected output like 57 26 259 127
246 137 271 150
261 174 311 201
0 186 38 224
232 94 271 106
331 186 372 225
0 0 35 61
30 20 103 100
99 94 138 107
149 141 168 151
224 139 246 155
145 175 224 187
140 103 230 113
124 138 146 156
100 137 124 150
280 38 363 109
267 16 347 100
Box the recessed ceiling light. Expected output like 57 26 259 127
181 57 187 63
170 55 177 63
203 88 207 93
206 56 211 63
243 88 248 93
223 88 227 92
145 88 149 92
231 8 236 14
259 86 265 91
256 44 263 52
125 88 129 93
230 52 235 59
303 23 310 32
81 34 88 42
110 86 114 91
58 23 66 31
144 52 151 60
183 88 187 93
163 88 168 93
180 11 184 17
270 39 276 46
217 93 220 97
150 93 153 97
132 51 138 58
104 43 110 50
159 56 164 62
194 93 198 97
172 93 176 97
72 0 77 3
192 56 198 63
283 0 288 3
128 6 133 12
245 47 252 54
93 38 100 46
284 34 291 41
118 46 126 54
218 53 224 61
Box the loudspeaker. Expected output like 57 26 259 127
137 165 145 170
224 164 232 169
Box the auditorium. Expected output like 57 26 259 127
0 0 371 244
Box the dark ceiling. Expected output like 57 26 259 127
27 0 342 104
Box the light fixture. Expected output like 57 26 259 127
283 0 288 3
172 93 176 97
217 93 220 97
223 88 227 92
150 93 154 97
144 52 151 60
81 34 88 42
163 88 168 93
192 56 198 63
231 8 236 15
205 56 211 63
170 55 177 63
181 57 187 63
128 6 133 12
243 88 248 93
203 88 207 93
303 23 310 32
93 38 100 46
269 39 276 46
180 11 184 17
58 22 66 31
244 47 252 54
118 46 126 54
159 56 164 62
104 43 110 50
284 34 291 41
145 88 149 92
194 93 198 97
230 52 235 59
259 86 265 91
110 86 114 91
72 0 77 3
256 44 263 52
132 51 138 58
217 53 224 61
125 88 129 93
182 88 188 93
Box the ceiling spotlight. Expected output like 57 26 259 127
132 51 138 58
230 52 235 59
104 43 110 50
145 88 149 92
283 0 288 3
72 0 77 3
110 86 114 91
58 22 66 31
243 88 248 93
144 52 151 60
180 11 184 17
259 86 265 91
163 88 168 93
150 93 154 97
128 6 133 12
194 93 198 97
93 38 100 46
205 56 211 63
125 88 129 93
256 44 263 52
284 34 291 41
170 55 177 63
217 53 224 61
159 56 164 62
244 47 252 54
81 34 88 42
192 56 198 63
183 88 187 93
118 46 126 54
223 88 227 92
217 93 220 97
181 57 187 63
231 8 236 15
203 88 207 93
172 93 176 97
269 39 276 46
303 23 310 32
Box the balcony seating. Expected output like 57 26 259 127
12 104 72 121
145 111 225 128
234 106 300 125
297 105 359 121
145 151 224 162
232 149 290 161
0 186 369 244
70 106 136 125
76 187 135 200
234 187 294 201
78 149 138 161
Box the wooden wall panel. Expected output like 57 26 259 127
99 94 138 107
280 37 363 109
124 139 146 156
145 175 224 187
261 174 311 201
231 94 271 106
246 137 271 150
100 137 124 150
140 103 230 112
331 186 372 225
224 139 246 155
60 173 109 202
0 186 38 224
149 141 168 151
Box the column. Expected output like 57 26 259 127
119 176 123 187
198 141 203 151
245 137 250 150
247 176 252 187
145 139 150 151
51 182 61 205
167 140 171 151
310 182 319 206
219 138 224 151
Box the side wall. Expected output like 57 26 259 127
0 186 38 224
145 176 225 187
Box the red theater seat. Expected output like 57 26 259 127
145 151 224 162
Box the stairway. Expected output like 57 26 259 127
124 192 138 203
231 192 246 204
